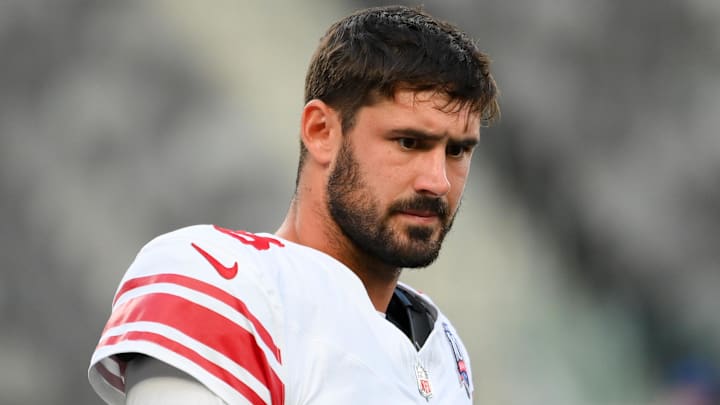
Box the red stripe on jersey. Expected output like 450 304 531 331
101 331 269 405
101 292 283 405
113 273 280 361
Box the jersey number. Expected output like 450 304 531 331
214 226 285 250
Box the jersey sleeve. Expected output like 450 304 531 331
88 226 285 405
125 356 227 405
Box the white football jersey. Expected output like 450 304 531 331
89 225 474 404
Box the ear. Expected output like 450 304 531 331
300 99 342 166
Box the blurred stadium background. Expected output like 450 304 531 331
1 0 719 403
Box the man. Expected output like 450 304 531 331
89 5 499 404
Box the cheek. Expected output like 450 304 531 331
448 165 471 197
364 148 409 183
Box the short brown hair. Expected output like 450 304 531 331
297 5 499 180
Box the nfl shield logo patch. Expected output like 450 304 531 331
415 362 432 400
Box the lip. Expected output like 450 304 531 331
397 210 440 224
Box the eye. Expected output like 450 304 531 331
446 144 468 158
398 138 418 150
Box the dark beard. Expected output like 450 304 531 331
327 138 455 268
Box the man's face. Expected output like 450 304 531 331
327 90 480 268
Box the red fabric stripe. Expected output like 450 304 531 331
102 292 283 405
100 331 270 405
95 360 125 392
112 273 280 361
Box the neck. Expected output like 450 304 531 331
276 194 401 313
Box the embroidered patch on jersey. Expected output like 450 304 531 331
443 322 471 398
415 361 433 401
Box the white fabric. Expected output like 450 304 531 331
88 225 474 404
126 357 226 404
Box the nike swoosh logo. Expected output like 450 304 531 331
191 243 238 279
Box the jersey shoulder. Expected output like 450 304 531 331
89 224 287 405
127 224 285 277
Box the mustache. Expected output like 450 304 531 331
389 196 449 219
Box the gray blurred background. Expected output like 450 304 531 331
1 0 719 404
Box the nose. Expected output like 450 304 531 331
413 149 451 197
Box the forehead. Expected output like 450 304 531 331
361 89 481 136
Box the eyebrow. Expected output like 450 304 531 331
390 128 480 147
